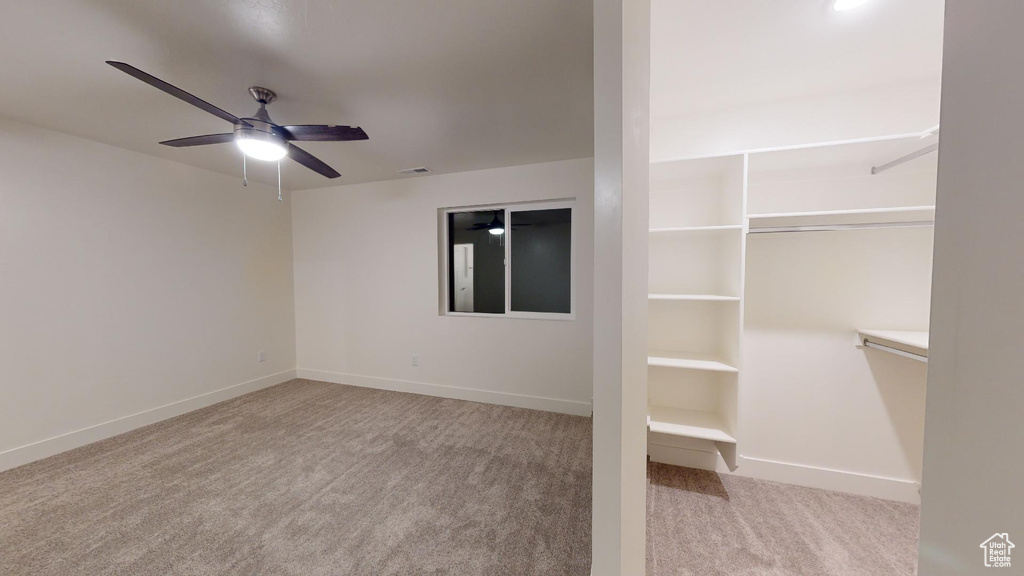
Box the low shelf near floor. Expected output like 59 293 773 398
648 405 736 443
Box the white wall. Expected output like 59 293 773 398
0 117 297 471
742 227 932 502
918 1 1024 572
652 79 941 162
291 159 594 416
592 0 649 573
725 146 937 503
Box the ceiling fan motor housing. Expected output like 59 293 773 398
236 88 287 149
235 118 286 141
248 86 277 105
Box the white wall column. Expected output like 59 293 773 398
592 0 650 573
918 1 1024 572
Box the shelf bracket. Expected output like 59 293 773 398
863 340 928 363
871 143 939 175
715 442 739 472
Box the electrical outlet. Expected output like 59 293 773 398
257 350 266 363
411 354 419 367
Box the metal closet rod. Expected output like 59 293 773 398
863 340 928 363
871 142 939 175
748 221 935 234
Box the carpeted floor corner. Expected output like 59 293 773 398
646 462 921 576
0 379 593 576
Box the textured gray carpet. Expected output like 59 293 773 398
647 462 921 576
0 379 592 575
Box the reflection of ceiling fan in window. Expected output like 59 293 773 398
464 211 532 236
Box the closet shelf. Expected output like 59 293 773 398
647 351 738 373
648 294 740 302
647 406 736 444
649 224 743 234
748 206 935 232
857 329 929 361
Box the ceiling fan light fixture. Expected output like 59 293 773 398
234 128 287 161
486 212 505 235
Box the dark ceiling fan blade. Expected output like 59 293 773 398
277 125 369 142
287 143 341 179
106 61 251 127
159 133 235 147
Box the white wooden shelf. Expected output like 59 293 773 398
647 406 736 444
857 329 929 360
748 206 935 231
648 294 740 302
649 224 743 234
646 154 744 473
647 350 738 373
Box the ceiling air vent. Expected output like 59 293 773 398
398 167 431 175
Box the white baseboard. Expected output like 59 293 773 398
296 369 593 417
647 443 921 503
0 369 297 473
734 456 921 504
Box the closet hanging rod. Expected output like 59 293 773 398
748 221 934 234
871 142 939 175
863 340 928 363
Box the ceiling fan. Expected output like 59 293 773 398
466 211 531 235
106 61 367 184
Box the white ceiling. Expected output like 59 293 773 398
652 0 945 120
0 1 593 190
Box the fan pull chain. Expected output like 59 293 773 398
277 160 282 202
242 154 248 187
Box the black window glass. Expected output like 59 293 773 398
447 211 506 314
510 208 572 314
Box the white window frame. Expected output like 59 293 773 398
440 199 576 321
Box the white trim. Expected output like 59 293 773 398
748 205 937 220
735 456 921 504
0 369 297 473
650 131 933 165
296 369 593 417
649 224 744 234
647 448 921 503
445 311 576 321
